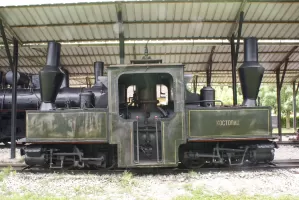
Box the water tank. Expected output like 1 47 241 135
200 86 215 107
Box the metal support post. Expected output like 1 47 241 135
117 3 125 64
193 75 198 93
206 46 215 87
11 37 18 159
230 35 237 105
293 82 299 131
276 59 288 141
230 11 244 106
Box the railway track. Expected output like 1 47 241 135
1 159 299 175
277 141 299 146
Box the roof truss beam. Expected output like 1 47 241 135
0 51 296 59
2 61 299 66
0 16 22 45
17 38 299 46
1 0 297 8
9 20 299 28
274 46 298 72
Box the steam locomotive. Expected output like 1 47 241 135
4 37 276 169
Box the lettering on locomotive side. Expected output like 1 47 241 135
216 120 240 126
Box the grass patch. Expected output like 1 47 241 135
120 171 134 187
0 166 15 181
119 171 137 194
1 193 72 200
174 187 299 200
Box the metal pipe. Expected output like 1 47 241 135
94 61 104 85
10 37 18 159
155 117 159 162
136 117 139 164
293 81 297 131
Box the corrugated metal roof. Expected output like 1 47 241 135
0 2 298 43
0 1 298 85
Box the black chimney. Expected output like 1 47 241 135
94 61 104 85
39 41 64 110
60 68 69 88
238 37 264 107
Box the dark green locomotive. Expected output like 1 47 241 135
21 37 276 169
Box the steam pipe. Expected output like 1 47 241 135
94 61 104 85
244 38 258 62
46 42 59 66
60 68 69 88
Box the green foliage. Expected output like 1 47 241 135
0 166 15 182
120 171 136 193
278 116 299 129
259 84 297 115
213 85 243 105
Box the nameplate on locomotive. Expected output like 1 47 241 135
187 107 271 137
216 120 240 126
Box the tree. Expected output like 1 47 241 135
259 84 299 129
212 85 243 105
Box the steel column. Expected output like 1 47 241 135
193 76 198 93
230 35 237 105
206 46 215 87
276 59 288 141
117 3 125 64
293 82 299 131
231 11 244 106
10 37 18 159
276 70 282 141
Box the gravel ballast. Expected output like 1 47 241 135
0 145 299 199
1 169 299 200
0 146 299 200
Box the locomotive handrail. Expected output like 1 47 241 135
186 100 224 106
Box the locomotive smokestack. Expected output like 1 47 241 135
39 41 64 111
238 37 264 107
94 61 104 84
60 68 69 88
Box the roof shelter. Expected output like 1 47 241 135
0 0 298 143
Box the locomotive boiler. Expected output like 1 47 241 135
0 51 108 144
19 37 276 169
